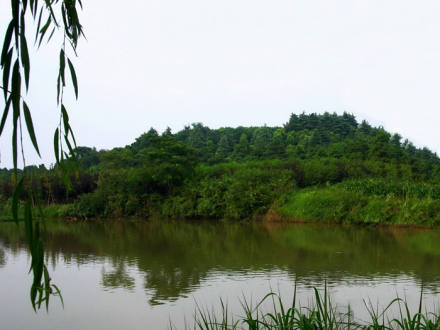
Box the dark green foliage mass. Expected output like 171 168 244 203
2 112 440 223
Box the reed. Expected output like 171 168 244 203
181 285 440 330
340 179 440 200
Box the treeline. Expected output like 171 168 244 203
1 111 440 222
73 111 440 170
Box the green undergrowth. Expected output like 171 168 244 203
280 183 440 226
178 284 440 329
3 174 440 226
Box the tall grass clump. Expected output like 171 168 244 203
340 179 440 200
184 284 357 329
279 179 440 226
279 187 363 223
180 284 440 330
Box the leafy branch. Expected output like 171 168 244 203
1 0 84 311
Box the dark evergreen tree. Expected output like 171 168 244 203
267 129 286 158
251 125 274 158
390 133 402 147
342 112 358 129
216 134 232 158
131 133 151 151
357 120 372 136
162 127 173 137
187 124 206 149
232 134 251 161
369 131 391 160
303 112 320 131
147 127 159 136
284 113 302 133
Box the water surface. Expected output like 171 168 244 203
1 220 440 328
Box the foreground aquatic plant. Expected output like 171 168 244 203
180 284 440 330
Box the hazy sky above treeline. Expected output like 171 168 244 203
1 1 440 168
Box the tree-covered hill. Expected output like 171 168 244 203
2 112 440 225
70 111 439 171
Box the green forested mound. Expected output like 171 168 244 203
1 112 440 225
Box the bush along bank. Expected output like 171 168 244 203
23 160 440 227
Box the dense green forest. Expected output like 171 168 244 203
2 112 440 225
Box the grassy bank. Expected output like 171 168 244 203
33 182 440 226
2 171 440 226
278 180 440 227
179 285 440 329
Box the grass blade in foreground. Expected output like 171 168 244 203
185 285 439 330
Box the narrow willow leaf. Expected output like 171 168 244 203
51 285 64 308
31 238 45 311
1 20 14 66
61 104 69 135
20 14 31 91
34 7 43 45
24 200 33 253
68 7 81 42
56 72 60 105
22 0 28 13
46 1 56 21
59 49 65 85
62 172 72 197
54 128 59 163
58 49 65 104
32 222 43 277
46 27 55 44
38 16 51 48
65 155 73 169
11 59 21 111
23 101 40 156
61 4 73 39
20 6 26 35
64 133 73 153
69 125 77 147
11 60 21 170
0 96 12 135
43 265 51 311
63 134 78 166
67 58 78 99
2 49 13 100
12 124 18 170
12 2 19 47
12 177 24 224
30 0 37 17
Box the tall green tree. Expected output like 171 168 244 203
216 134 232 158
267 128 286 158
142 135 199 194
187 124 206 149
251 125 273 158
232 133 250 161
369 131 391 160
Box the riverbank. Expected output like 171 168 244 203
275 184 440 227
3 178 440 227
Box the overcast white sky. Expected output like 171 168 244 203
1 0 440 168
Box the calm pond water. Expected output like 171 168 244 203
1 220 440 329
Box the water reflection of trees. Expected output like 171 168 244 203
1 220 440 304
0 248 5 268
101 257 135 290
143 265 208 305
